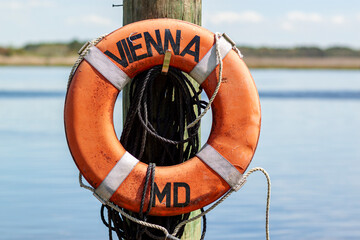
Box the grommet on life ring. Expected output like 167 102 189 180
64 19 261 216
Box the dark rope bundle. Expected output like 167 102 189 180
100 65 208 239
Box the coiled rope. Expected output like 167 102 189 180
114 64 205 239
72 33 270 240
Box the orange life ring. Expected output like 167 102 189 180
64 19 261 216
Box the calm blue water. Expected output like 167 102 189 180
1 67 360 240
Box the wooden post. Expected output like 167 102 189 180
122 0 202 119
122 0 202 239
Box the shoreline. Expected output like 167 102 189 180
244 57 360 69
0 55 78 67
1 55 359 69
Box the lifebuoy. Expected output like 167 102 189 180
64 19 261 216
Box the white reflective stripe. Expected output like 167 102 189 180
84 46 131 91
196 144 243 191
93 152 139 203
189 36 233 85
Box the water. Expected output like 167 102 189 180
1 67 360 239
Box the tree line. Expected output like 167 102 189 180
240 46 360 58
0 40 84 57
1 40 359 58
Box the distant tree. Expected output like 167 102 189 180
0 47 11 56
293 47 324 57
237 45 360 58
1 41 359 58
325 46 360 57
68 40 84 53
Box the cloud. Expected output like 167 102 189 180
66 15 113 27
331 15 346 25
0 0 55 9
281 22 294 31
28 0 56 7
286 11 323 23
208 11 264 25
281 11 351 31
0 2 23 9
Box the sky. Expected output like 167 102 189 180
0 0 360 48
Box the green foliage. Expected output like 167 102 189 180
21 40 86 57
325 47 360 57
0 40 86 57
293 47 325 57
0 47 10 56
0 47 24 56
68 40 84 52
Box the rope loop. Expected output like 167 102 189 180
186 32 244 129
171 167 271 240
186 32 222 129
79 166 271 240
80 172 179 239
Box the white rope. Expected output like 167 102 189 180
233 46 244 58
78 173 179 240
79 166 270 240
244 167 271 240
67 35 106 88
68 33 242 132
72 33 268 240
186 32 244 129
70 37 177 238
222 32 244 59
186 32 223 129
172 167 271 240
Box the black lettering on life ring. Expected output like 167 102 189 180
105 29 200 68
152 182 190 208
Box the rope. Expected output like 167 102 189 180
79 166 271 240
137 163 156 239
116 66 203 239
200 208 207 240
186 32 222 129
171 167 271 240
121 65 202 164
131 67 201 146
80 173 179 239
72 32 266 240
186 32 245 129
67 35 105 88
